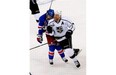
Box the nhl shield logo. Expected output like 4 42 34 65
56 26 63 33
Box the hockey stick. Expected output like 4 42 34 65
30 43 48 50
49 0 54 9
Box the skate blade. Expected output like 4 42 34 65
78 49 82 55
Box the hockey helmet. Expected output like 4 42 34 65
46 9 54 18
55 11 62 16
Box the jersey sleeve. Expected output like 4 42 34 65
63 17 75 31
67 21 75 31
37 18 44 36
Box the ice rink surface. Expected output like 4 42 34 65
30 0 86 75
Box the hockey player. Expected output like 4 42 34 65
47 11 81 68
30 0 40 22
37 9 68 65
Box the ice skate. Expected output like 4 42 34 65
49 59 53 65
62 57 68 63
73 49 82 56
74 60 80 68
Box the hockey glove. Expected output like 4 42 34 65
37 35 43 43
65 30 73 38
47 26 52 33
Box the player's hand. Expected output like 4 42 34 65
65 30 73 38
47 26 52 33
37 35 43 43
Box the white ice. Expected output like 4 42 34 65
30 0 86 75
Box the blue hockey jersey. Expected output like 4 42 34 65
38 14 48 36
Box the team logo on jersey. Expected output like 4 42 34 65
56 26 63 33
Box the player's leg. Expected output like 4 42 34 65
67 37 81 56
46 35 56 65
73 48 82 56
65 48 80 68
59 38 80 68
30 0 40 22
48 45 55 65
55 45 68 63
34 13 40 22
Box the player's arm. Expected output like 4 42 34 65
66 18 75 31
37 19 44 43
65 19 75 38
46 20 55 36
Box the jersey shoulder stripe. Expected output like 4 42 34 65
48 19 55 25
61 19 72 24
49 20 54 24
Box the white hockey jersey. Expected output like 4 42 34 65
48 17 75 38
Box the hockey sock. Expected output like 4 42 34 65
69 53 78 61
48 51 54 60
65 48 74 57
64 48 78 61
72 57 78 62
58 49 65 58
49 45 55 60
